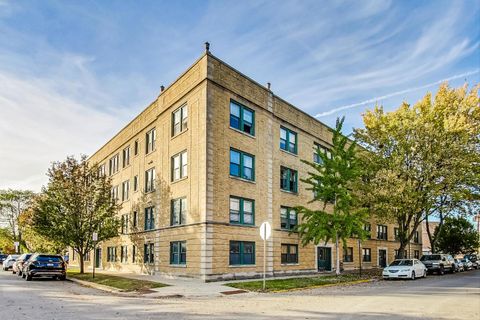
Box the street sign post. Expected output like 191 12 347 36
92 232 98 279
259 221 271 291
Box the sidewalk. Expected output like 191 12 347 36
89 270 253 298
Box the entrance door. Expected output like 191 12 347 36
379 249 387 268
317 247 332 271
95 248 102 268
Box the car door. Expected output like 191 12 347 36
415 260 423 274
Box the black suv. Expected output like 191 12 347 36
420 254 456 275
23 254 66 281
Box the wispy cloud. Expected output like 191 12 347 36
315 69 480 117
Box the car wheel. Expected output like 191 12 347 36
26 274 32 281
12 271 16 274
411 271 416 280
22 273 26 279
17 270 22 276
439 266 445 275
450 265 456 274
59 275 66 281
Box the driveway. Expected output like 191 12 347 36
0 269 478 319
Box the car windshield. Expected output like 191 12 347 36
390 260 413 266
36 256 63 262
421 255 441 261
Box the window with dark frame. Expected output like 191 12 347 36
280 127 297 154
343 247 353 262
107 247 117 262
170 241 187 265
109 154 119 175
144 206 155 230
280 207 297 230
281 244 298 264
362 248 372 262
377 225 388 240
171 197 187 226
121 246 127 263
394 227 400 241
229 196 254 225
146 128 156 154
145 167 155 192
133 175 138 191
134 140 139 155
122 146 130 168
133 211 138 228
414 250 420 259
280 166 298 192
229 241 255 265
122 180 129 201
121 214 128 234
132 245 137 263
172 151 188 181
230 100 254 135
230 149 254 181
172 104 188 136
413 230 419 243
313 143 332 164
364 224 372 239
143 243 154 264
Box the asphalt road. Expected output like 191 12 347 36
0 269 479 320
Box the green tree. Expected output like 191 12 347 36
0 189 35 252
0 227 15 253
355 83 480 258
435 216 479 255
31 155 121 273
296 117 368 275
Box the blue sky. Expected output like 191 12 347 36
0 0 479 191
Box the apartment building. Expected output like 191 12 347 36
70 45 422 281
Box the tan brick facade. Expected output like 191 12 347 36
69 50 422 281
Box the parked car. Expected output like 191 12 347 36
454 258 464 272
464 254 478 269
382 259 427 280
12 253 32 275
420 254 456 275
23 254 66 281
2 254 19 271
461 257 473 270
0 254 8 264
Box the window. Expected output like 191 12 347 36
377 225 388 240
230 149 254 181
109 154 119 175
170 241 187 265
229 241 255 265
107 247 117 262
132 245 137 263
144 206 155 230
172 104 188 136
143 243 154 264
98 164 106 177
121 246 127 263
134 140 139 155
313 143 332 164
395 249 408 259
122 180 130 201
133 211 138 228
145 168 156 192
394 227 400 241
280 207 297 230
281 244 298 264
364 224 371 239
343 247 353 262
122 146 130 168
146 128 156 154
229 197 254 225
83 252 90 262
111 185 119 202
362 248 372 262
172 151 188 181
413 230 419 243
414 250 420 259
230 100 254 135
133 175 138 192
121 214 128 234
171 197 187 226
280 127 297 154
280 167 298 192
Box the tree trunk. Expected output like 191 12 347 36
397 241 407 259
335 232 340 276
79 250 84 274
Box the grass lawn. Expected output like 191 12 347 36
67 269 168 292
227 274 370 292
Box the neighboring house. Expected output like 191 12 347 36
422 221 439 255
69 45 423 281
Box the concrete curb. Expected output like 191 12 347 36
67 277 131 296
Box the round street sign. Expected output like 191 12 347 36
260 221 271 240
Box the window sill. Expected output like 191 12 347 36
145 150 156 156
280 189 298 195
229 264 256 268
122 164 131 170
171 177 188 184
229 223 256 228
230 127 256 139
229 176 256 184
171 128 189 140
280 148 298 157
281 263 299 266
279 228 298 233
170 264 187 268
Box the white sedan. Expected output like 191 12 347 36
383 259 427 280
